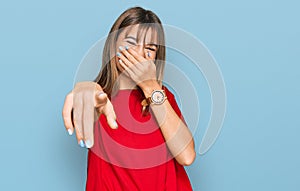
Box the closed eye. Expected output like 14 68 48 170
126 40 136 45
146 44 158 52
146 47 156 51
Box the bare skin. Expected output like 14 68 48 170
62 82 117 148
62 25 196 166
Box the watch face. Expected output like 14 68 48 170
151 90 165 104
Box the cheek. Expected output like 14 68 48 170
151 52 157 60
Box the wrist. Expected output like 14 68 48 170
140 88 166 115
140 80 162 98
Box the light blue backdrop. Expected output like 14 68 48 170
0 0 299 190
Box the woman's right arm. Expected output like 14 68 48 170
62 81 118 148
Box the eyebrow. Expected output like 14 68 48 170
147 43 158 47
125 35 158 47
124 36 137 41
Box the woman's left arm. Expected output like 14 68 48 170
141 83 196 166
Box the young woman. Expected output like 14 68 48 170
62 6 196 190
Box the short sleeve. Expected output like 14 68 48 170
163 86 187 126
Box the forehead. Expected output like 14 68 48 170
119 24 158 44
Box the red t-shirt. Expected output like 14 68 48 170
86 87 193 191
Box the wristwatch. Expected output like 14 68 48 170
141 90 167 111
149 90 167 104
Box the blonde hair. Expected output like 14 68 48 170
94 6 166 97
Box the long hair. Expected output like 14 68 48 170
94 7 166 97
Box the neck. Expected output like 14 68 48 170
118 73 138 90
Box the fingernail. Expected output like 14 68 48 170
67 129 73 135
125 46 129 50
116 52 121 57
118 46 124 51
79 140 85 148
85 140 92 148
113 121 118 129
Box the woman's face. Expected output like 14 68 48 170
115 25 158 72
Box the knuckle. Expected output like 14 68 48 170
62 110 66 117
67 91 73 98
62 108 70 116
